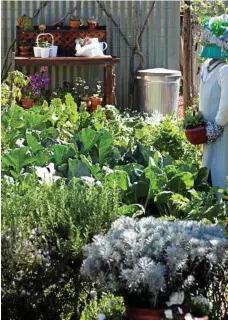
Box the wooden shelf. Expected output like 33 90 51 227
15 26 120 106
14 56 120 67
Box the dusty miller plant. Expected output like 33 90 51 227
81 216 228 312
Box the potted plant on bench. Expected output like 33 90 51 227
81 216 228 320
69 16 83 29
87 16 99 29
18 40 31 56
89 78 103 112
183 110 207 145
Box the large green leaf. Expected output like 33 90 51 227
105 170 131 191
194 167 209 186
114 163 144 182
166 172 194 193
26 133 43 153
68 159 91 180
78 128 100 154
98 130 113 164
2 147 33 173
117 204 145 218
33 150 52 167
144 158 168 199
164 165 177 180
52 145 76 166
25 112 49 130
2 105 25 130
155 191 174 203
80 155 103 180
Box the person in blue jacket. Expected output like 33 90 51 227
199 14 228 190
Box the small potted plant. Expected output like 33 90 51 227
87 16 99 29
69 16 83 29
17 13 34 31
21 67 50 109
81 216 228 320
39 41 50 58
74 76 91 108
21 87 35 109
183 110 207 145
18 40 31 56
89 78 103 112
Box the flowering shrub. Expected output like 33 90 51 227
22 66 50 99
91 78 103 97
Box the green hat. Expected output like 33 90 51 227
201 14 228 59
201 44 228 59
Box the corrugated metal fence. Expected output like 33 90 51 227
1 0 180 109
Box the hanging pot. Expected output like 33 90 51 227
185 126 207 145
21 98 34 109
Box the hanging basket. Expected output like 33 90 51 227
185 126 207 145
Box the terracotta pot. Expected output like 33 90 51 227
69 20 82 29
19 46 30 56
185 126 207 145
21 98 34 109
125 306 163 320
87 20 99 29
90 96 103 108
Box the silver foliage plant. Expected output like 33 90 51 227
81 216 228 308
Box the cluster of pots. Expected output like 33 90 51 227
69 17 99 29
33 33 58 58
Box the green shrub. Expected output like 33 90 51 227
1 177 126 320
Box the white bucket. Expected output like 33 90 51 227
33 47 41 57
49 45 58 57
40 47 50 58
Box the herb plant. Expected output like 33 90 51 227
81 216 228 314
183 110 206 130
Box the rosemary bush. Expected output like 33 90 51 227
1 177 123 320
81 216 228 316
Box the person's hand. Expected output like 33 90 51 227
206 121 224 143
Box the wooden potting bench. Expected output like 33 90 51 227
14 26 120 105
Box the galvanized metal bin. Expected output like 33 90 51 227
135 68 181 115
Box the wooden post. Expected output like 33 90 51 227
182 1 191 112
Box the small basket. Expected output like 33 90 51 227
35 33 58 58
36 33 54 47
185 126 207 145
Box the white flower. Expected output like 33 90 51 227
97 313 106 320
166 291 185 306
164 309 173 319
52 113 58 121
15 138 25 148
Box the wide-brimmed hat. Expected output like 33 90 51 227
201 14 228 58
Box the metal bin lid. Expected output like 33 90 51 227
137 68 181 77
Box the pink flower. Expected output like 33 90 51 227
40 66 48 73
